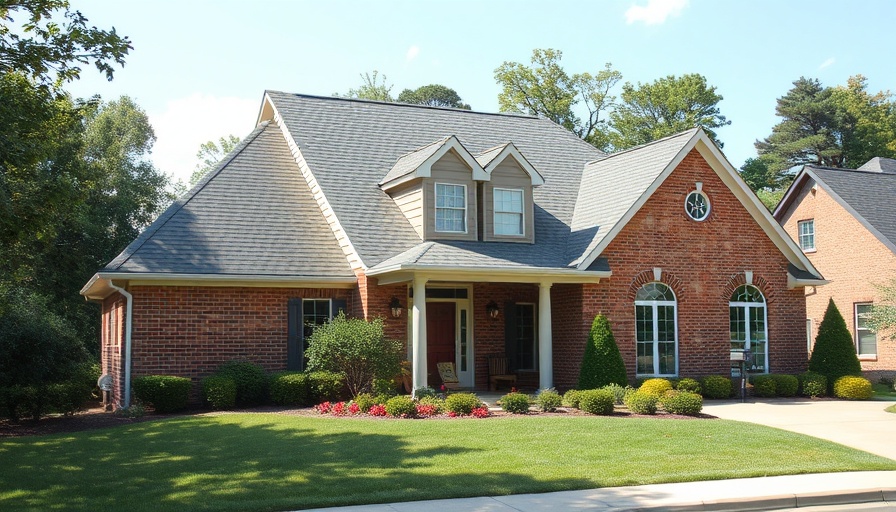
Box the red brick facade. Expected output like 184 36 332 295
780 184 896 381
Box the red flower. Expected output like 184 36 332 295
368 404 387 416
348 402 360 415
416 404 437 417
332 402 346 416
315 402 332 414
471 407 490 418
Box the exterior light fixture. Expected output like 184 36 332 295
389 297 403 318
486 301 500 319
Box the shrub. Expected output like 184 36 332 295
46 362 100 415
132 375 191 413
624 389 658 414
562 389 584 408
578 314 628 389
444 392 482 416
702 375 733 399
384 395 416 417
535 388 562 412
676 378 701 394
800 371 827 398
834 376 873 400
578 389 615 415
639 378 673 396
268 372 308 406
751 374 777 398
601 383 633 405
306 371 346 403
417 395 444 414
352 393 377 413
771 374 799 397
809 299 863 394
500 392 531 414
305 313 403 396
215 361 268 406
660 390 703 415
202 375 237 409
413 386 439 399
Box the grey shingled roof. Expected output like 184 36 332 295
267 92 606 269
567 129 699 265
474 144 509 168
808 165 896 252
103 121 354 278
378 136 450 186
857 157 896 173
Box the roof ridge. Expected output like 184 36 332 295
586 127 700 165
396 136 452 159
105 122 271 271
264 90 541 119
809 164 896 175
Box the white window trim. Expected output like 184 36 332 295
634 284 679 377
729 286 769 374
855 302 877 357
493 187 525 237
434 182 467 234
798 219 816 252
684 190 710 222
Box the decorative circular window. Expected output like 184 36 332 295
685 191 710 221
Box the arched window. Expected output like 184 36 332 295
635 282 678 376
729 285 768 374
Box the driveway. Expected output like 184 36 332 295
703 398 896 461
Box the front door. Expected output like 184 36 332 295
426 302 456 387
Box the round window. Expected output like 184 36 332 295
685 191 710 221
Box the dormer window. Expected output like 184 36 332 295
435 183 466 233
494 188 524 236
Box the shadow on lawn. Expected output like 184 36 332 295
0 416 594 511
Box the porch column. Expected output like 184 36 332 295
411 276 428 394
538 281 553 389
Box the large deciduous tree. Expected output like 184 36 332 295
607 73 730 150
190 134 240 185
397 84 470 109
342 70 393 101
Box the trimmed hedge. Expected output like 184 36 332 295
639 378 673 396
215 361 268 406
562 389 584 408
833 376 873 400
500 392 531 414
751 374 777 398
307 371 346 403
701 375 733 399
417 395 445 414
352 393 377 413
132 375 191 413
578 314 627 389
676 378 701 394
444 393 481 416
771 374 799 397
202 375 237 409
660 390 703 415
384 395 416 417
624 389 658 415
578 389 615 415
269 372 308 406
800 371 827 398
535 389 562 412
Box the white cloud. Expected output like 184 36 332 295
818 57 836 70
148 94 259 185
625 0 688 25
406 45 420 62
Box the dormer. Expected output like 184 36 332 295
380 137 543 243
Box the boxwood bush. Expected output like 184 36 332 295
500 392 531 414
132 375 191 413
800 371 827 398
833 376 873 400
202 375 237 409
535 388 562 412
676 377 701 394
445 393 482 416
701 375 733 399
578 389 615 415
624 389 658 415
639 378 673 396
417 395 445 414
771 374 799 397
384 395 417 417
751 374 777 398
660 390 703 415
269 372 308 406
562 389 584 408
215 361 268 406
352 393 377 413
307 371 346 403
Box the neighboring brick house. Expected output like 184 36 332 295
81 92 824 408
775 157 896 381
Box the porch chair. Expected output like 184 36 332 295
436 362 461 390
488 356 517 391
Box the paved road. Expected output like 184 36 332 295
703 398 896 461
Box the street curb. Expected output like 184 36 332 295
624 488 895 511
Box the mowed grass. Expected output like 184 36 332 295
2 414 894 512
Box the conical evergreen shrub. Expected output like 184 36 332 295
578 314 628 389
808 298 862 394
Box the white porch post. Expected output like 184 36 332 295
538 281 553 389
412 276 428 394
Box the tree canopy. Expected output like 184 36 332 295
397 84 470 109
341 70 393 101
190 134 240 185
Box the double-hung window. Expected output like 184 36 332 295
798 220 815 251
494 188 524 236
855 303 877 356
435 183 466 233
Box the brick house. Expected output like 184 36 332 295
775 157 896 381
81 92 823 408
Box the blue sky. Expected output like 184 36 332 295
66 0 896 184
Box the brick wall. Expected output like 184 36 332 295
100 293 126 407
471 283 539 389
554 149 808 389
780 184 896 381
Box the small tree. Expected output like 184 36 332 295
578 314 627 389
305 313 402 396
808 299 862 393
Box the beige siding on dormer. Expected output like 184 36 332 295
483 159 535 243
389 181 424 239
423 150 478 241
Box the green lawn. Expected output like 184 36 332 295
872 382 896 400
2 414 894 512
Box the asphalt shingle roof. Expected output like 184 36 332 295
103 121 353 278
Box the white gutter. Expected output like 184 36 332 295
107 282 134 409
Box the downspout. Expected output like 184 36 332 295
108 282 133 409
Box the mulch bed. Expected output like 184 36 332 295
1 403 714 438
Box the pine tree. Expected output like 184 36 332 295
808 298 862 393
578 314 628 389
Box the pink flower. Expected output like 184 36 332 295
348 402 360 415
368 404 387 416
315 402 332 414
471 407 490 418
448 411 457 417
416 404 437 417
332 402 346 416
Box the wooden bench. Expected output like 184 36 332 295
488 357 517 391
